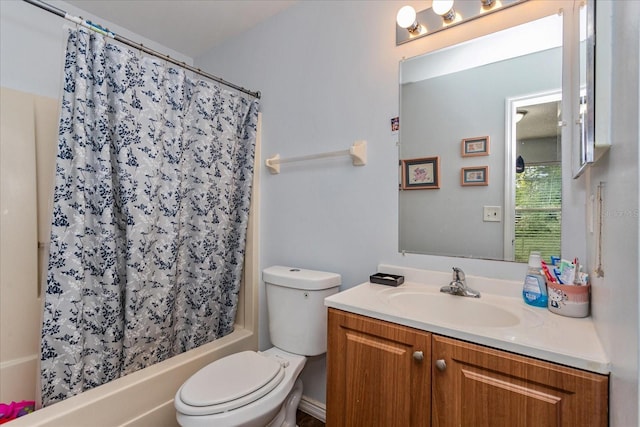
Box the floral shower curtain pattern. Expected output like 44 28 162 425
40 28 259 406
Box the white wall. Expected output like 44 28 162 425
195 0 639 423
585 2 640 426
0 0 192 99
0 88 41 404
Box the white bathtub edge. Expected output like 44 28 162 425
7 327 256 427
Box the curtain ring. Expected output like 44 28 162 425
136 43 146 64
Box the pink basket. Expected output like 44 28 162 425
547 282 590 318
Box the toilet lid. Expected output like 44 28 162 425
179 351 285 414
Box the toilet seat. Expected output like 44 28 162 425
177 351 285 416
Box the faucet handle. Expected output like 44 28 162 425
452 267 465 282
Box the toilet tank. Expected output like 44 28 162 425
263 266 341 356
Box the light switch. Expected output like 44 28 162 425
483 206 502 222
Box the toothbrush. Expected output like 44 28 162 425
541 261 557 283
554 268 564 284
573 259 582 285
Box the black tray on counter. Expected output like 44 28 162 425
369 273 405 287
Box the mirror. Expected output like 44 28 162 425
574 0 595 177
398 14 565 261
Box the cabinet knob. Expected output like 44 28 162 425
412 351 424 361
435 359 447 371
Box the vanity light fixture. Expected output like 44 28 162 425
432 0 456 23
396 0 528 45
396 5 427 43
396 5 423 35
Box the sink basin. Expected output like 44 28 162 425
380 288 543 329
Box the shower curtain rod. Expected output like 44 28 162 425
22 0 261 99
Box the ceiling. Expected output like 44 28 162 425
517 101 560 141
65 0 297 58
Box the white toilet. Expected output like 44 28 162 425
174 266 341 427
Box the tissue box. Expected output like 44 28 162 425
547 281 590 318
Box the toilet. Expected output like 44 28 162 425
174 266 341 427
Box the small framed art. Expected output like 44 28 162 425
461 166 489 186
461 136 490 157
401 157 440 190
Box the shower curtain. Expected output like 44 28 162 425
40 28 259 407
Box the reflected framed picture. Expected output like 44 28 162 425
401 157 440 190
461 136 490 157
461 166 489 186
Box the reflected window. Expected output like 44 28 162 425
515 163 561 262
514 98 562 263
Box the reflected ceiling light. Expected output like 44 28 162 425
396 5 421 34
516 110 528 123
433 0 456 22
481 0 496 8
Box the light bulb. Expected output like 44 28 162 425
396 5 417 29
432 0 455 20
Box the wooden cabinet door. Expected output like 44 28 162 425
432 335 608 427
326 309 431 427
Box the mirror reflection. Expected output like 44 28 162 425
399 14 563 261
509 93 562 263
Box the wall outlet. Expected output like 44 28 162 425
483 206 502 222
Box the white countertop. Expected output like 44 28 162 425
325 266 610 375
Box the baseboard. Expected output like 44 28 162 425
298 395 326 423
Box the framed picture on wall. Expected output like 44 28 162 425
461 166 489 186
401 157 440 190
461 136 490 157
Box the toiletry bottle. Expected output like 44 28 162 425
522 251 548 307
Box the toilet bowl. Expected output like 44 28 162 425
175 348 306 427
175 266 341 427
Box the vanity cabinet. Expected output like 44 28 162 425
327 309 609 427
432 335 608 427
326 309 431 427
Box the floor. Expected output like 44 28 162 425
296 410 325 427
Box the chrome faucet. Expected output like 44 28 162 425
440 267 481 298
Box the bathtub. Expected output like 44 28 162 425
8 327 257 427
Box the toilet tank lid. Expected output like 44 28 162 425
263 266 341 290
